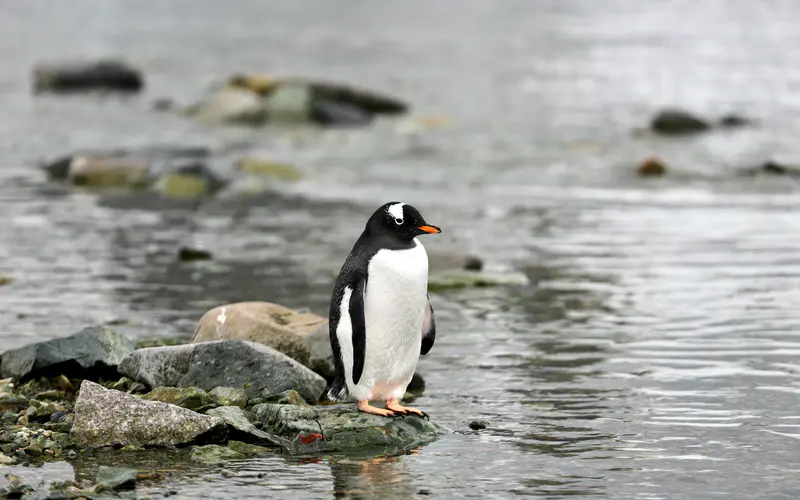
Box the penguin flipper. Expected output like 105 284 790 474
421 293 436 355
350 277 368 385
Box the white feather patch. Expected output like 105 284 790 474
387 203 405 221
335 286 354 390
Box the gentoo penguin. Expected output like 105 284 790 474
327 202 441 417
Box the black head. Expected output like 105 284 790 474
364 202 442 241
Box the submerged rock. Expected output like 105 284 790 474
192 302 334 379
118 340 327 402
469 420 489 431
235 157 304 181
32 59 143 94
191 444 246 464
427 252 484 273
427 270 530 292
739 160 800 178
96 466 137 491
649 109 711 135
70 381 227 448
0 325 135 381
178 246 213 262
253 403 443 453
718 114 754 128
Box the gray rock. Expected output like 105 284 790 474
253 403 444 454
649 109 711 135
0 454 13 465
469 420 489 430
191 444 246 464
205 406 283 446
118 340 326 403
96 466 137 491
209 386 248 408
0 325 135 381
70 381 227 448
32 59 143 94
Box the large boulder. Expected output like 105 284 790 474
118 340 327 403
32 59 143 94
253 403 444 454
70 381 227 448
0 325 135 381
192 302 334 379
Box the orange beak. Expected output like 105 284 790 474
418 225 441 234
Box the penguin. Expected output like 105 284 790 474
327 201 441 417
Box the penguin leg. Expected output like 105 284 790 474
358 399 398 417
386 399 428 419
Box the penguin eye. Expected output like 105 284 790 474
394 217 404 225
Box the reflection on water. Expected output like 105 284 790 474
329 454 416 500
3 0 800 498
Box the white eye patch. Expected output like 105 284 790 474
387 202 405 221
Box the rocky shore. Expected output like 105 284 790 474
0 313 444 498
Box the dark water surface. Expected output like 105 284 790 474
2 1 800 498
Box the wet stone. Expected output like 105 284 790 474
253 403 444 453
469 420 489 430
191 444 246 464
96 466 137 491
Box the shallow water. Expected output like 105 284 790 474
3 1 800 498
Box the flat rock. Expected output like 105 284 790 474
70 381 227 448
253 403 444 454
32 59 143 94
205 406 283 446
649 109 711 135
0 325 135 381
192 302 334 378
118 340 327 403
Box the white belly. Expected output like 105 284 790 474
348 239 428 401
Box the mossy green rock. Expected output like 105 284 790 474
227 440 270 456
142 387 214 411
252 404 444 454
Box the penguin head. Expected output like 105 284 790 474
367 202 442 241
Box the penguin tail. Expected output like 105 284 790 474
324 376 350 403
